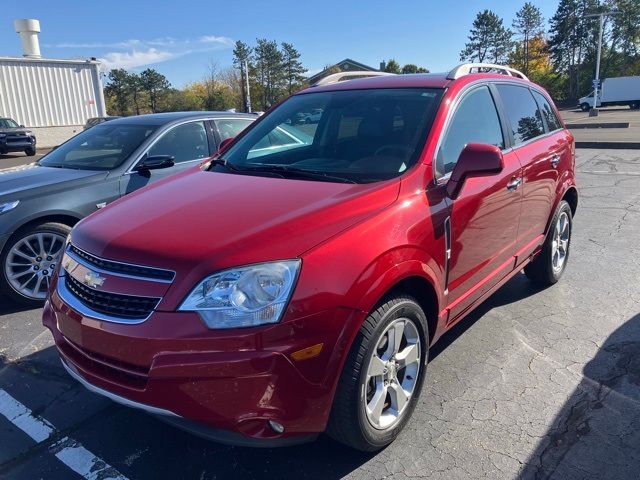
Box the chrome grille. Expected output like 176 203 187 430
64 274 160 320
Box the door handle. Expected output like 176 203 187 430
550 154 561 168
506 177 522 191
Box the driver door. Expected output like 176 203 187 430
437 85 523 322
121 121 211 195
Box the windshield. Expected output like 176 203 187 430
217 88 443 183
0 118 19 128
39 123 157 170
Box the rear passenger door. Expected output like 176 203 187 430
495 84 568 258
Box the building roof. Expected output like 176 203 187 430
0 56 101 66
108 111 256 126
307 58 379 84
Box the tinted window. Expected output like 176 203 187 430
532 90 563 131
437 86 504 176
214 119 253 141
38 124 157 170
148 121 209 164
220 88 443 183
496 84 544 145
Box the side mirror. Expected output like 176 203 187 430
135 154 175 173
218 137 235 153
446 143 504 200
20 124 25 128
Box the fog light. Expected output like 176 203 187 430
268 420 285 434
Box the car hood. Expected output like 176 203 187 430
0 127 31 134
0 164 106 199
73 169 400 282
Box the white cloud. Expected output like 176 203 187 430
48 34 235 71
99 48 175 70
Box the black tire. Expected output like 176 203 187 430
580 103 590 112
0 222 71 306
524 200 572 286
327 294 429 451
25 147 36 156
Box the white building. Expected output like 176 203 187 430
0 19 106 147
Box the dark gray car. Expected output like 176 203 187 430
0 111 255 304
0 117 37 156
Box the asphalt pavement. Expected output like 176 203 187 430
1 148 639 479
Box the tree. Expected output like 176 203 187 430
513 2 545 75
460 10 513 64
548 0 600 99
104 69 130 116
382 59 402 74
281 42 306 95
401 64 429 74
253 38 284 109
139 68 171 113
233 40 253 112
124 72 144 115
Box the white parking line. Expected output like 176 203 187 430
0 389 54 442
51 437 128 480
0 389 128 480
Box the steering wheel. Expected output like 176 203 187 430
374 144 413 158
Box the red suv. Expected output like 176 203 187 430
43 64 577 451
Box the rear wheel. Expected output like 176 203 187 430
524 200 572 286
0 222 70 306
327 294 428 451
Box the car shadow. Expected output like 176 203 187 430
431 272 544 360
0 295 39 315
519 313 640 479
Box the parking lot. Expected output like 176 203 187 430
0 147 637 479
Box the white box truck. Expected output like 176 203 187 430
578 76 640 111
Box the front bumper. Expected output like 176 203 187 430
0 137 35 153
43 283 359 445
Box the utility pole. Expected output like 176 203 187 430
584 10 620 117
243 59 252 113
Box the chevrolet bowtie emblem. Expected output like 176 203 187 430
83 271 105 289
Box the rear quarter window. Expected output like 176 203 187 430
532 90 563 132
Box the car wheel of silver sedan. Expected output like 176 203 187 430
1 222 70 305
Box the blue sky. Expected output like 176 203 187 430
2 0 558 87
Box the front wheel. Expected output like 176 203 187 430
327 295 428 451
580 103 590 112
525 200 572 286
0 222 70 306
25 147 36 156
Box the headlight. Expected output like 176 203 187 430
0 200 19 214
0 133 6 138
178 260 301 329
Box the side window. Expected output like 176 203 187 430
496 84 545 145
148 121 209 164
532 90 563 132
214 119 253 141
437 86 504 176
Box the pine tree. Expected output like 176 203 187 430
513 2 545 75
281 43 306 95
139 69 171 113
460 10 513 64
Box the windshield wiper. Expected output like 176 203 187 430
241 164 357 184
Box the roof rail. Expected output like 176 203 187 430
312 71 395 87
447 63 529 81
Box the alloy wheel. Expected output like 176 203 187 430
364 318 421 430
4 232 66 300
551 211 570 273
